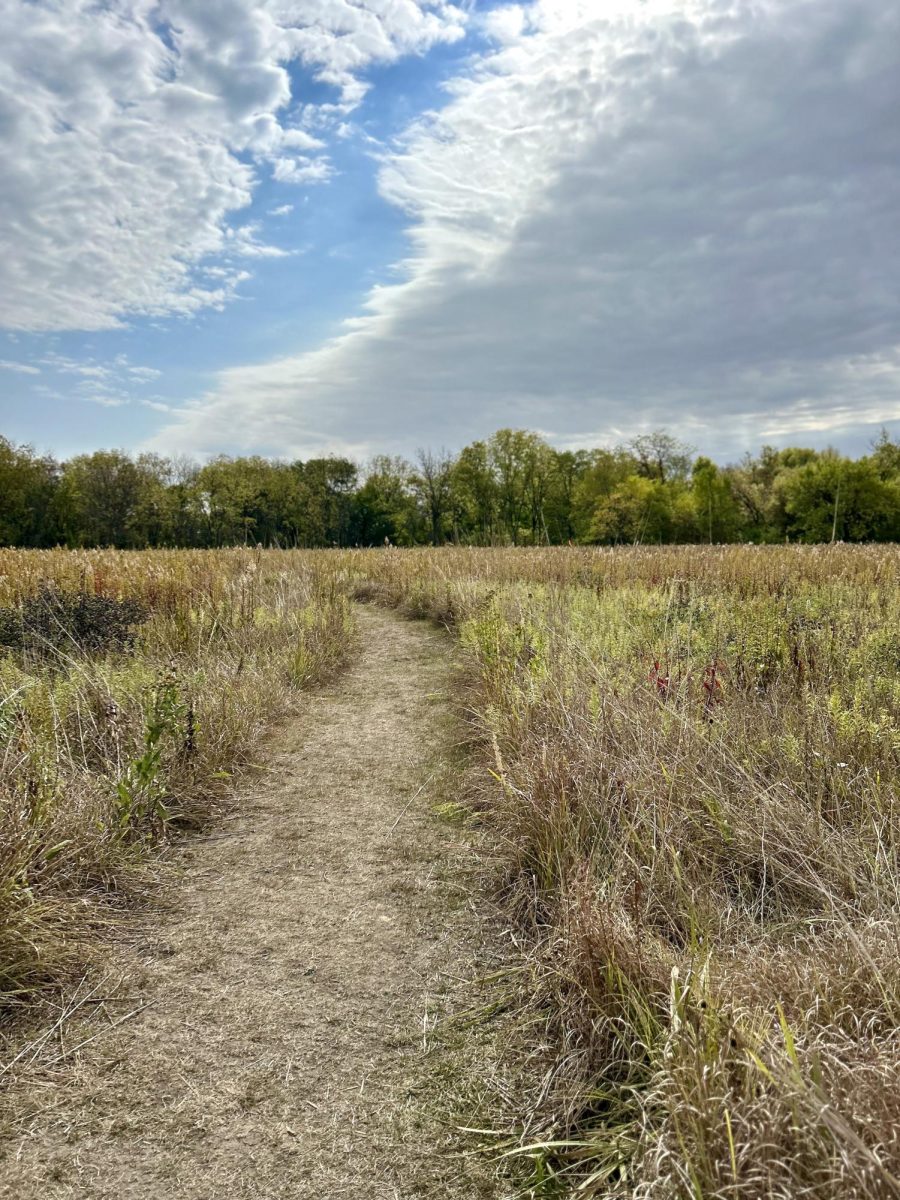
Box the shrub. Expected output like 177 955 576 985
0 586 146 658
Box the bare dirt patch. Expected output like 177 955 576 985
0 605 505 1199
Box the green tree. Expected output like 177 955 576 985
690 457 741 543
54 450 149 547
777 453 900 542
354 456 416 545
870 429 900 480
488 429 552 544
544 450 592 543
571 448 634 541
412 449 453 545
162 456 205 547
3 425 899 549
589 475 676 544
0 437 58 546
294 458 358 546
127 454 183 547
488 429 529 543
197 457 264 545
450 441 497 544
725 446 819 541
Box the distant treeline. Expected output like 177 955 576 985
2 428 900 548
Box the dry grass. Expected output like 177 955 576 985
3 544 900 1199
0 548 352 1022
341 545 900 1199
1 604 507 1200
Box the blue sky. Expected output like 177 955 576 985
0 76 413 453
1 0 899 465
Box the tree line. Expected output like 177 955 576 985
2 427 899 548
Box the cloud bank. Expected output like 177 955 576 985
151 0 900 459
0 0 465 331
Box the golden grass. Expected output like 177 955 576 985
0 548 352 1015
3 543 899 1198
341 545 900 1199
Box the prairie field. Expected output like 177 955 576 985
2 543 900 1199
346 544 900 1198
0 548 352 1014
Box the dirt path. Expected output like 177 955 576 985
1 606 499 1200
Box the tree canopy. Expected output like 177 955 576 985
2 429 899 548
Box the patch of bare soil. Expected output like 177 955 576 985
0 606 505 1199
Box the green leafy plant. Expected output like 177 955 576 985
114 671 186 837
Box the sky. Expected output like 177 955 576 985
0 0 899 466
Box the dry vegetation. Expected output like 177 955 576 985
0 548 351 1017
2 543 899 1199
344 545 900 1199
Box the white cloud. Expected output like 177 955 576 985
152 0 900 460
80 386 131 408
226 223 291 258
0 1 467 333
275 0 466 107
35 351 164 404
0 359 40 375
481 5 527 45
271 157 335 184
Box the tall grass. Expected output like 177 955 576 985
4 543 899 1197
343 545 900 1199
0 548 352 1017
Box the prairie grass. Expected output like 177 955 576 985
343 545 900 1199
0 548 352 1018
3 543 899 1199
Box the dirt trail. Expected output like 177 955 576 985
1 605 498 1200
